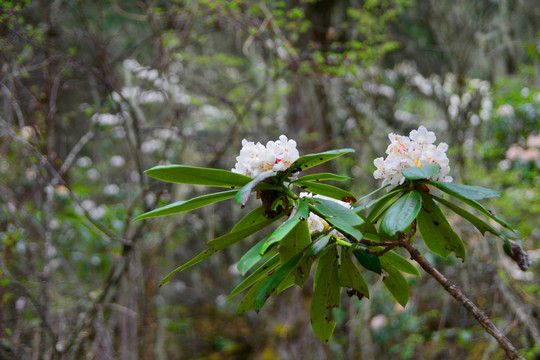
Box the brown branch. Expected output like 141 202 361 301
399 235 523 359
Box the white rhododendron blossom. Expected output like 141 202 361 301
373 126 453 188
232 135 300 178
299 193 351 238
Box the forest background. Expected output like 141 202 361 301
0 0 539 359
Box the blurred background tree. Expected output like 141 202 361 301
0 0 538 359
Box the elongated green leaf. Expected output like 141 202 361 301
284 148 355 176
293 181 356 203
294 173 351 182
433 195 507 240
237 237 269 276
363 188 404 222
383 264 409 307
254 252 303 311
380 251 421 277
417 208 450 259
356 212 378 234
145 165 251 188
352 184 389 207
294 235 332 287
235 278 266 314
228 254 280 299
276 273 296 294
134 190 237 221
159 249 217 286
260 201 310 254
235 170 276 206
279 220 311 265
160 216 279 286
427 181 500 200
402 164 440 180
381 191 422 235
207 216 278 250
311 247 341 343
353 250 382 274
231 206 266 232
339 252 370 298
308 197 363 240
417 194 465 260
306 235 332 258
427 181 512 231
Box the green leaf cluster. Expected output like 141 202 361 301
136 150 517 344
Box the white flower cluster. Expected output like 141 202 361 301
231 135 300 178
299 193 350 238
373 126 453 188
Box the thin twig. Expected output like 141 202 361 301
398 226 523 360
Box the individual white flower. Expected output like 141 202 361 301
409 126 436 145
373 126 453 189
231 135 300 178
299 193 351 238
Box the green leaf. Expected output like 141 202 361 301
279 220 312 263
339 252 370 298
284 148 355 176
231 206 266 232
228 254 280 299
427 181 512 231
235 278 266 314
381 191 422 235
145 165 251 188
294 173 351 182
276 273 296 294
417 194 466 260
353 250 382 274
133 190 237 221
254 252 303 311
307 234 332 258
383 264 409 307
427 181 500 200
432 195 508 240
260 201 310 254
293 181 356 202
356 212 378 234
235 170 276 206
363 187 404 222
294 235 332 287
352 184 389 207
159 249 217 286
160 216 279 286
237 237 269 276
207 216 278 251
308 197 363 240
310 246 341 343
380 251 421 277
401 164 440 180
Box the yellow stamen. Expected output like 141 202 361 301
414 159 420 167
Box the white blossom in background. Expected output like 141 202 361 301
497 104 515 117
527 134 540 148
104 184 120 196
92 113 124 126
231 135 299 178
76 156 92 168
299 193 350 238
373 126 453 189
109 155 126 168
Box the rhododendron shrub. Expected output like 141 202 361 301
135 129 527 354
